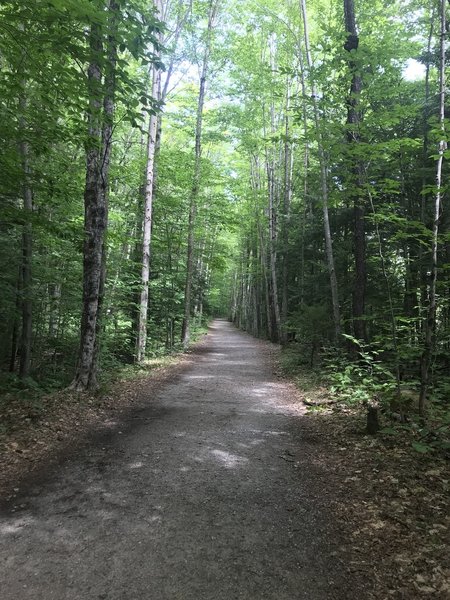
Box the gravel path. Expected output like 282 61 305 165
0 319 355 599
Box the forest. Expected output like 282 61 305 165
0 0 449 446
0 2 449 598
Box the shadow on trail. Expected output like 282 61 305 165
0 319 359 600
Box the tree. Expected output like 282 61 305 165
0 0 448 431
181 0 220 347
419 0 447 416
18 80 33 379
136 0 164 363
71 13 111 391
72 0 158 389
343 0 366 343
299 0 341 339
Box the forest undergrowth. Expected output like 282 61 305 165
277 344 449 599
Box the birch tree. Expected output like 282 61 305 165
136 0 163 363
135 0 192 362
181 0 220 347
419 0 447 415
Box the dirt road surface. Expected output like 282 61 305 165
0 320 358 599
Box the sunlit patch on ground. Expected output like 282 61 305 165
128 461 144 469
0 516 34 535
210 448 249 468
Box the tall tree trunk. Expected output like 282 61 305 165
261 39 282 344
136 0 163 363
267 161 281 342
93 0 119 369
259 223 272 340
419 0 447 416
281 79 294 344
295 35 310 308
300 0 341 339
181 0 219 347
18 95 33 379
71 1 119 389
343 0 366 343
420 8 435 330
250 153 271 338
71 21 106 391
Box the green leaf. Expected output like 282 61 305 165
380 427 397 435
412 441 432 454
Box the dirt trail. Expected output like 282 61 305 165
0 320 357 599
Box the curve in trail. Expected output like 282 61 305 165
0 319 353 600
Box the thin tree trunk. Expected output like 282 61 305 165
181 0 219 347
259 224 272 340
267 162 281 342
160 0 193 104
295 36 309 307
251 152 272 338
365 173 402 404
281 78 294 344
153 0 192 191
18 96 33 379
420 8 435 330
48 283 61 339
136 0 163 362
9 267 22 373
261 42 281 343
419 0 447 416
136 0 192 352
299 0 341 339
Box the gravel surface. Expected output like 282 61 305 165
0 319 358 599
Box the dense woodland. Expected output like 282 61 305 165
0 0 449 442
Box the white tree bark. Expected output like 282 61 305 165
419 0 447 415
136 0 163 363
181 0 220 347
